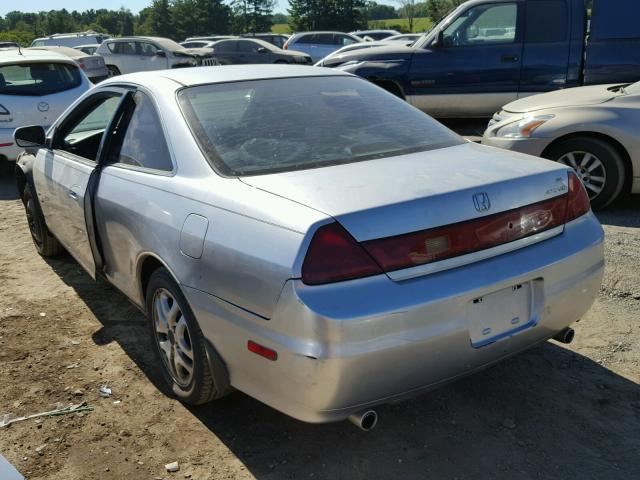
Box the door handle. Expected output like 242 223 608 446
68 190 79 200
501 55 519 63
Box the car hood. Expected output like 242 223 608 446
240 142 569 241
174 48 213 57
503 84 621 113
321 44 415 68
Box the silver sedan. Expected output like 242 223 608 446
15 66 604 428
482 82 640 210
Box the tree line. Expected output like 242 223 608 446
0 0 466 46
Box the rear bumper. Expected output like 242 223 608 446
0 128 20 161
186 213 604 423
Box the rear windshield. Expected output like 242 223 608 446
178 76 463 176
0 62 81 96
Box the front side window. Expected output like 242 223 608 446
337 34 358 46
214 41 236 53
178 76 463 176
114 92 173 171
58 95 121 161
238 41 259 53
0 62 82 96
139 42 160 56
443 3 518 46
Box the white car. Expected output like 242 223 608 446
0 49 91 162
29 46 109 83
96 37 218 76
30 31 110 48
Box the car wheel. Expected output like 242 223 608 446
107 65 121 77
23 183 62 257
146 268 229 405
547 137 626 210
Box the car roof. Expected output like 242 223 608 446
28 46 89 59
0 48 77 65
100 65 350 88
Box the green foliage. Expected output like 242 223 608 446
288 0 368 32
231 0 275 34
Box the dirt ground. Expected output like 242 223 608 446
0 160 638 480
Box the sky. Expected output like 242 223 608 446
0 1 398 16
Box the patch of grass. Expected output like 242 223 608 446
272 23 292 34
271 17 434 34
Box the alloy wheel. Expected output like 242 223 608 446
152 288 194 388
557 151 606 200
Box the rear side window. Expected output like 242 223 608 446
525 0 567 43
0 63 81 96
296 34 315 45
591 0 640 40
238 41 259 53
214 41 236 52
178 76 463 176
115 92 173 171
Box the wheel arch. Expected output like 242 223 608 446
14 155 35 203
137 253 181 305
369 78 406 100
541 131 634 193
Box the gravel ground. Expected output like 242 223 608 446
0 158 638 480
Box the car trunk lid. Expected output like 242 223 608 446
240 142 571 242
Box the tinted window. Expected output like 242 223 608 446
238 40 259 53
115 42 136 55
443 3 518 46
525 1 567 43
272 36 286 48
317 34 336 45
214 41 236 52
0 63 81 96
336 34 358 46
116 92 173 171
591 0 640 40
296 34 315 44
59 95 121 161
178 76 463 176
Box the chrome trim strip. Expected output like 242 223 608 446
387 225 565 282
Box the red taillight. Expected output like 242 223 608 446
565 171 591 221
301 223 382 285
248 341 278 361
362 196 568 273
79 63 86 70
283 41 289 50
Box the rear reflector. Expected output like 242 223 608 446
302 222 382 285
248 341 278 361
362 195 568 273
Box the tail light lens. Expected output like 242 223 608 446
301 223 382 285
362 196 568 273
565 171 591 221
283 41 289 50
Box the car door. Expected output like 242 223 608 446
114 41 138 74
408 2 524 117
137 42 169 72
519 0 574 95
36 88 127 278
92 89 176 299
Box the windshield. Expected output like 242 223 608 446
0 62 81 96
154 37 185 51
178 76 463 176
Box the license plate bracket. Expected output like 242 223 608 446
467 282 537 348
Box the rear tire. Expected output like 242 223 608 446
145 268 230 405
546 137 625 210
22 183 62 257
107 65 121 77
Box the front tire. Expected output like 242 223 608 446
145 268 229 405
546 137 625 210
23 183 62 257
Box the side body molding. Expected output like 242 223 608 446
180 214 209 259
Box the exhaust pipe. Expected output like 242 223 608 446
348 409 378 431
554 327 575 344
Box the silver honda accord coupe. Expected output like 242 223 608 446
14 66 604 428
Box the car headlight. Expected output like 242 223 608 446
496 114 555 139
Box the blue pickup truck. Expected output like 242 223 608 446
322 0 640 117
